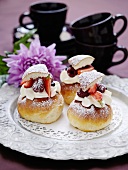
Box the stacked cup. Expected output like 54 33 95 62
70 12 128 73
19 2 77 56
19 2 68 43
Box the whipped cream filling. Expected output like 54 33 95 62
75 90 112 108
60 70 79 84
20 81 61 100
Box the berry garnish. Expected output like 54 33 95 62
23 78 34 88
43 74 51 97
67 66 77 77
51 82 55 86
91 91 103 101
97 84 106 93
88 84 97 94
32 78 44 92
20 80 26 86
77 65 94 75
77 88 89 98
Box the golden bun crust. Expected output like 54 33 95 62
61 82 80 105
17 94 64 124
67 102 113 132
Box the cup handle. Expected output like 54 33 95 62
110 46 128 67
113 14 127 37
19 12 32 30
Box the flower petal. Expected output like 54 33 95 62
4 37 66 86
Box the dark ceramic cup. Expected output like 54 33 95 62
75 40 128 73
19 2 68 43
70 12 127 45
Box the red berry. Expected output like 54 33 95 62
32 78 44 92
43 75 51 97
77 65 94 75
77 88 89 98
91 91 103 101
51 82 55 86
24 78 34 88
88 84 97 94
97 84 106 93
67 66 77 77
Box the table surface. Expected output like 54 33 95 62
0 0 128 169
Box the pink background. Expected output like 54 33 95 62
0 1 128 169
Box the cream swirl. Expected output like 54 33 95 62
20 81 61 100
60 70 79 84
75 90 112 108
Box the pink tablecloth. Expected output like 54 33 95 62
0 0 128 78
0 0 128 169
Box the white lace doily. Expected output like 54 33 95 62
0 75 128 160
17 102 122 140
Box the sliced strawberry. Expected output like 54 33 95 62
43 74 51 97
20 80 26 86
88 84 97 94
24 78 34 88
77 65 94 75
91 91 103 101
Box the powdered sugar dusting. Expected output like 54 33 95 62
69 102 95 117
17 101 122 140
19 96 54 108
32 98 53 108
32 78 44 91
68 55 94 66
61 82 80 91
68 55 86 66
79 70 104 91
22 64 48 79
19 97 26 104
69 101 110 119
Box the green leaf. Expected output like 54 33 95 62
0 75 8 87
13 29 37 53
0 66 8 75
0 55 9 75
0 29 37 75
99 100 104 107
4 51 13 56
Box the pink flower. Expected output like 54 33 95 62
3 38 66 87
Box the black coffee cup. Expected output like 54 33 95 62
70 12 127 45
19 2 68 43
75 40 128 73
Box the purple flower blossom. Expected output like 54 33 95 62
3 38 66 87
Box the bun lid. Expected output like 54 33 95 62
68 55 94 70
79 70 104 91
22 64 49 82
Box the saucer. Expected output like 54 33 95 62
13 23 76 57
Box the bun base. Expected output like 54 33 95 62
61 82 80 105
17 94 64 124
67 102 113 132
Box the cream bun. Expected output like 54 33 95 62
60 55 95 104
17 64 64 124
67 70 113 132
